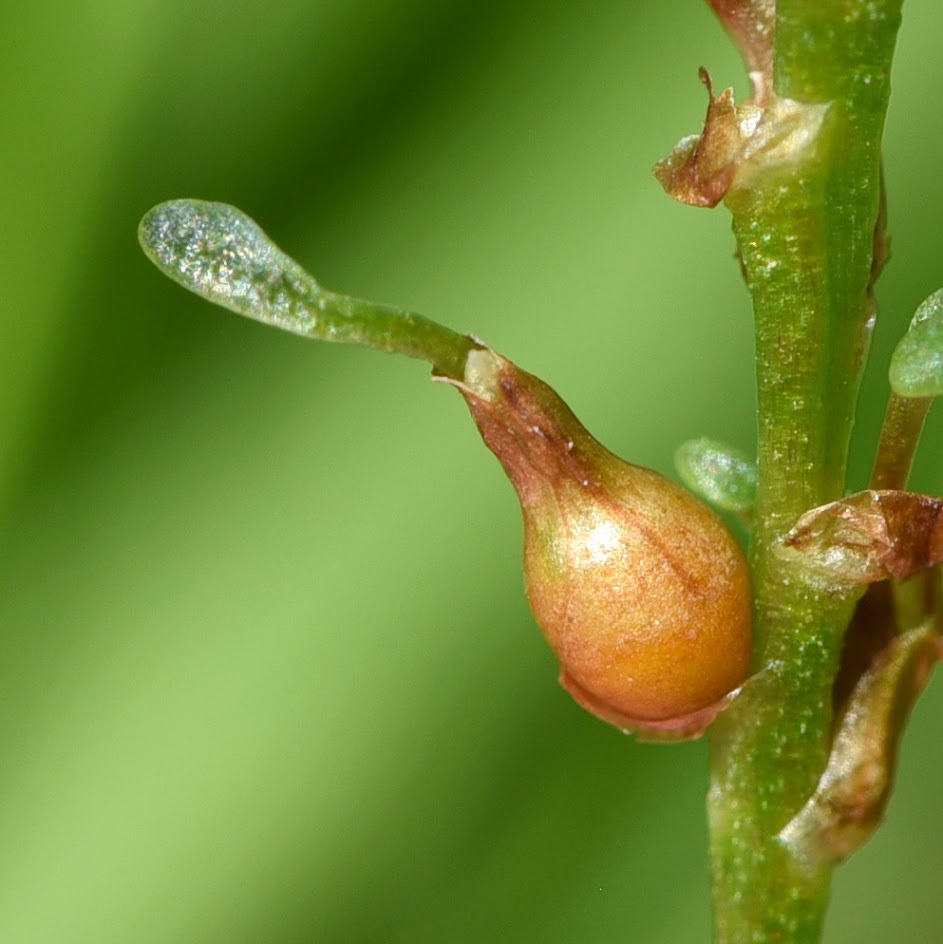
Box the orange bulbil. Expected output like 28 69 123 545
448 349 752 738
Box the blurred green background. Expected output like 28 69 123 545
2 2 943 941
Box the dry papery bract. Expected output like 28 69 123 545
655 71 828 209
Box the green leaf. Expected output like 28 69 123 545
138 200 476 378
674 437 757 513
889 288 943 398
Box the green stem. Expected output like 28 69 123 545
870 393 935 640
870 393 932 490
831 394 931 714
138 199 477 379
706 2 903 941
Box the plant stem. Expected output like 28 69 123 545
870 392 935 644
706 1 903 941
870 393 933 490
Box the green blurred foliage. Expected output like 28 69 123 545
1 2 942 941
